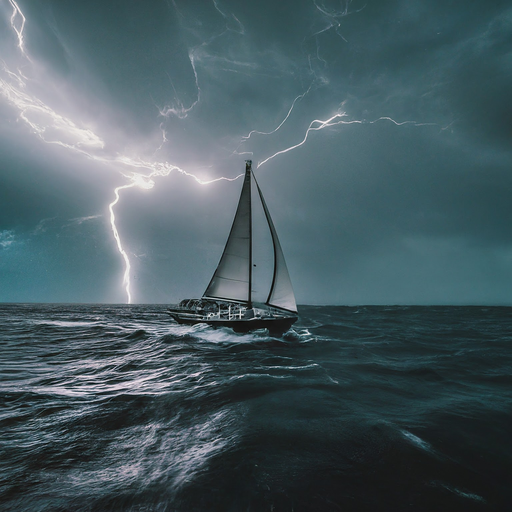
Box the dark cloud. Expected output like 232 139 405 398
1 0 512 304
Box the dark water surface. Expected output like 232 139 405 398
1 304 511 511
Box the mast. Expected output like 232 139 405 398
247 160 253 309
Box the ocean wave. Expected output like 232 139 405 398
1 304 511 510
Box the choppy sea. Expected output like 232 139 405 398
1 304 511 511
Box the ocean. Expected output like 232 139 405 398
1 304 511 511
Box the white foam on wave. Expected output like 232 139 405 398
259 363 319 371
63 406 242 495
189 325 268 345
159 320 316 345
447 485 486 502
400 429 434 453
287 328 316 343
32 320 105 328
229 372 292 381
431 481 486 503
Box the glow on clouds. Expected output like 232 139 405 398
0 0 436 303
1 0 241 303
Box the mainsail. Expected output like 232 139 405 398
204 161 297 313
204 166 252 303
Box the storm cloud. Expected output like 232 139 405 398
1 0 511 304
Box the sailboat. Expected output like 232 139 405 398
168 160 298 335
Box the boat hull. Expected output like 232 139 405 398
169 312 297 336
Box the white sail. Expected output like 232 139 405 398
203 161 297 314
254 176 298 313
203 167 252 303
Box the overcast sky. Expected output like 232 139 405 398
1 0 512 305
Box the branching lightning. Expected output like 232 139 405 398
159 51 201 119
160 0 247 119
240 84 313 143
312 0 349 41
256 112 436 168
212 0 245 35
107 164 243 303
235 86 436 169
8 0 30 60
0 75 105 151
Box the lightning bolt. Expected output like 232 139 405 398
7 0 30 60
234 84 437 170
108 183 136 303
240 84 313 143
158 50 201 119
256 112 437 168
107 165 243 303
311 0 349 41
0 73 105 151
211 0 245 35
